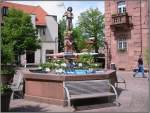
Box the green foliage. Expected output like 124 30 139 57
144 48 150 67
40 57 103 71
1 43 15 75
78 54 94 65
118 48 127 52
72 27 87 52
1 43 15 64
112 13 117 17
1 66 15 75
40 62 54 70
0 85 11 94
40 59 65 70
78 8 104 52
77 54 104 69
76 54 104 69
88 63 102 69
1 8 40 64
58 18 66 52
53 59 65 65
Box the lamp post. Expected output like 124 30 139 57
104 40 111 69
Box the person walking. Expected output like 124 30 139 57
134 55 145 77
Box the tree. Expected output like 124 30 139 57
78 8 104 53
58 18 66 52
2 9 40 65
72 27 87 52
1 43 15 64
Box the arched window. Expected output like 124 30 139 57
117 0 126 14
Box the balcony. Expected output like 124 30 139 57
110 12 133 31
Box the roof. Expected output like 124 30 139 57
0 2 48 25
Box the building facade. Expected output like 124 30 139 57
105 0 149 70
1 2 58 65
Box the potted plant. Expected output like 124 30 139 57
1 44 15 112
1 85 12 112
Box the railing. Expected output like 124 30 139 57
111 12 132 25
110 12 133 31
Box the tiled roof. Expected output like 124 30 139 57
0 2 48 25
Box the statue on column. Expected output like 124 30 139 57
64 31 73 53
63 7 74 56
63 7 73 31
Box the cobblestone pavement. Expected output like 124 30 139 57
9 71 149 112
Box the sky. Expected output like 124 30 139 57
64 1 104 26
9 1 104 26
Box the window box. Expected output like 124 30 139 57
118 48 127 52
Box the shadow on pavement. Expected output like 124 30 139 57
72 97 117 111
9 105 50 112
75 103 117 111
116 88 124 96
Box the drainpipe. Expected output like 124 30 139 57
140 0 142 56
148 0 150 72
104 41 109 69
109 0 112 69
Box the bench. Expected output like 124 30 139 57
115 76 126 89
10 70 24 99
63 80 119 107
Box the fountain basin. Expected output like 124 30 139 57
23 69 117 106
65 69 96 75
29 69 97 75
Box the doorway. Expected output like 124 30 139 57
26 51 35 63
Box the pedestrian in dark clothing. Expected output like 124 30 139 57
138 56 143 65
134 55 145 77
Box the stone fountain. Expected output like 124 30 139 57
23 7 117 106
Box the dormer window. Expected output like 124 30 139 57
117 1 126 14
2 6 8 16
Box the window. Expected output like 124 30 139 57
46 56 50 62
2 7 8 16
26 51 35 63
39 27 46 35
117 38 127 51
46 50 54 54
117 1 126 13
52 15 57 22
45 50 54 61
43 28 46 35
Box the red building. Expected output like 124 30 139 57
105 0 149 70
